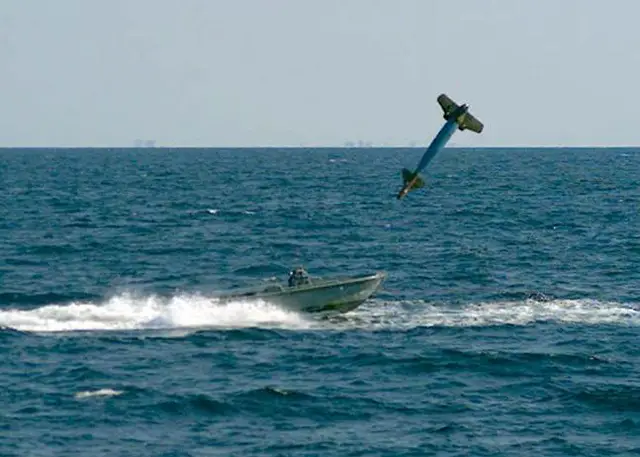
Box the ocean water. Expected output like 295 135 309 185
0 146 638 456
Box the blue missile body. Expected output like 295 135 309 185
396 93 485 200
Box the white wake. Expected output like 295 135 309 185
0 292 312 333
0 293 636 334
335 297 640 329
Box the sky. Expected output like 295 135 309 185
1 0 639 147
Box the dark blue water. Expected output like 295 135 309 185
1 147 638 456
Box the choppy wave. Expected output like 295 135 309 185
74 388 123 399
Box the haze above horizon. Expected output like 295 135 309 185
2 1 639 148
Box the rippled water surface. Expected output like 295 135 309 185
1 147 639 456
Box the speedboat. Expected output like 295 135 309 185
213 267 386 313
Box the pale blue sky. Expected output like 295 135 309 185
2 0 639 147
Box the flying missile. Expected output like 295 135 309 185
396 93 484 200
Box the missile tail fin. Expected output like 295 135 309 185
459 113 484 133
437 93 484 133
437 94 459 119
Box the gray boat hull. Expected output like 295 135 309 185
215 271 386 314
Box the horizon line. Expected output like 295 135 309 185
0 145 638 150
